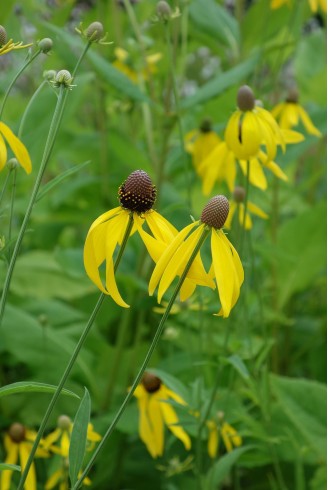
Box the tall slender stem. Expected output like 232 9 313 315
73 227 210 489
17 213 134 490
0 86 66 326
7 167 17 260
0 169 11 208
0 50 41 119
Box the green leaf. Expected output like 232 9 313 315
69 387 91 486
36 161 91 202
205 446 253 489
181 55 258 109
223 354 250 381
0 463 21 472
271 375 326 460
189 0 239 51
0 382 79 399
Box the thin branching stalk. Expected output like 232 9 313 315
17 213 135 490
7 167 17 260
72 227 210 489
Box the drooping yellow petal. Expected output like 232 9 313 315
45 468 63 489
220 230 244 286
105 257 130 308
225 201 237 229
145 211 177 242
157 386 191 450
225 111 262 159
207 421 219 458
86 424 102 442
281 128 305 144
136 387 163 458
0 133 8 171
238 203 252 230
192 131 221 171
247 201 269 219
0 122 32 174
271 102 284 118
199 141 236 195
164 387 188 406
148 390 165 457
179 279 197 302
257 107 285 151
211 230 235 317
88 207 122 235
221 422 242 453
297 106 322 136
239 157 267 190
43 428 62 449
19 442 37 490
60 431 70 458
263 159 288 181
149 221 198 297
1 436 19 490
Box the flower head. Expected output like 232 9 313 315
0 122 32 174
207 412 242 458
0 25 33 56
0 423 48 490
75 21 111 45
149 195 244 318
225 187 269 230
43 415 101 457
225 85 285 161
185 119 221 175
272 88 322 137
133 372 191 458
84 170 180 307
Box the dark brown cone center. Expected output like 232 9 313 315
237 85 255 111
119 170 156 213
233 186 246 203
142 372 162 393
8 423 26 443
200 195 229 229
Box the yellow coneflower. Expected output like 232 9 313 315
0 122 32 174
133 372 191 458
0 25 32 56
112 47 162 83
207 413 242 458
185 119 221 175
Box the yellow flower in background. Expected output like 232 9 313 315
197 140 236 195
225 186 269 230
84 170 178 307
149 195 244 318
272 89 322 137
0 122 32 173
0 25 32 56
113 47 162 83
185 119 221 174
239 150 289 191
0 423 48 490
207 415 242 458
45 460 91 489
270 0 326 12
133 372 191 458
225 85 285 161
43 415 101 457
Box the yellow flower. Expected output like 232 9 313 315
0 25 32 56
207 416 242 458
270 0 326 11
185 119 221 174
43 415 101 457
225 186 269 230
225 85 285 161
112 47 162 83
197 140 236 194
149 195 244 318
84 170 183 307
45 460 91 489
133 372 191 458
0 423 48 490
272 89 322 137
239 149 290 190
0 122 32 173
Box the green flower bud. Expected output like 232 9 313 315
156 1 172 21
43 69 56 81
53 70 74 89
38 37 53 53
86 21 104 41
7 158 19 170
57 415 72 430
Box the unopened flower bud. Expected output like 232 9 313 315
201 195 229 229
38 37 53 53
232 186 245 203
199 117 212 133
54 70 74 88
156 1 172 21
142 372 161 393
237 85 255 111
0 25 7 46
43 69 56 81
8 423 26 443
57 415 72 430
86 21 104 41
7 158 19 170
286 87 299 104
118 170 157 213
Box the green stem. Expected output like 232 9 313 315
0 168 11 208
7 167 17 260
0 50 41 119
73 227 210 489
239 160 250 256
17 213 134 490
18 80 47 139
73 41 92 78
0 86 67 326
164 22 192 210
